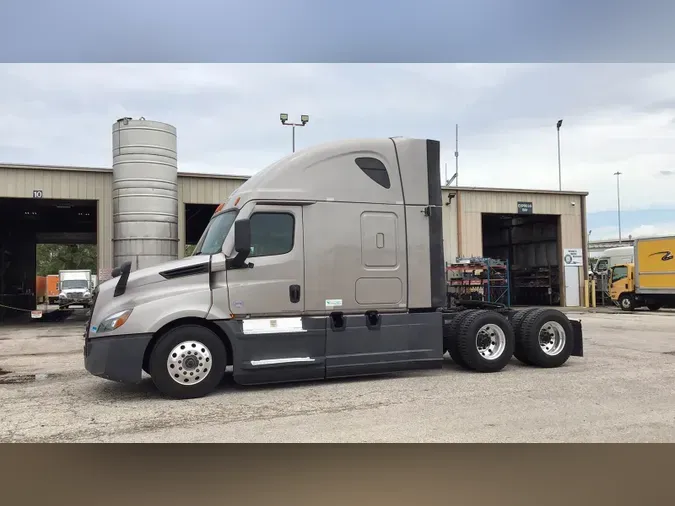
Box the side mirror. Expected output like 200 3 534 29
229 218 251 269
234 219 251 254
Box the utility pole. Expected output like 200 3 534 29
614 171 622 243
279 113 309 153
556 119 563 191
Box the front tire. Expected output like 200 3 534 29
456 310 515 373
149 324 227 399
619 293 635 311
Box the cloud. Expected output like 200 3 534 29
0 63 675 221
591 224 675 241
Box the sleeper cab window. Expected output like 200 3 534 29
249 212 295 257
355 157 391 189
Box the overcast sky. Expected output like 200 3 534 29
1 63 674 241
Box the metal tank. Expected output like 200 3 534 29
112 117 178 271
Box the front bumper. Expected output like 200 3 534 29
84 333 153 384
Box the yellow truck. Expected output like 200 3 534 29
609 235 675 311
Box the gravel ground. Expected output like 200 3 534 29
1 307 674 442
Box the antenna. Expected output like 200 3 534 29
455 124 459 186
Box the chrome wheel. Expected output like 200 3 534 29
621 297 631 309
475 323 507 361
166 340 212 386
538 321 566 356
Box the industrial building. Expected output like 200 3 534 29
0 118 589 320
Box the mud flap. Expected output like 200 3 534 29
570 319 584 357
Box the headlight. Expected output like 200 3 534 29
59 293 66 298
96 309 133 334
84 292 91 298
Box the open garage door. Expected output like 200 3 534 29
0 197 97 323
482 213 562 306
184 203 218 256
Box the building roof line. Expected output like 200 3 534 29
443 185 589 197
0 162 587 194
0 161 251 180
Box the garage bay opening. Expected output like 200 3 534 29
481 213 562 307
184 203 218 256
0 197 97 323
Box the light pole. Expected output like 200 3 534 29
614 171 622 244
556 119 563 191
280 113 309 153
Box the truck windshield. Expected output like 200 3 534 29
61 279 89 289
611 266 628 282
193 210 237 256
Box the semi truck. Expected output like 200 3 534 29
84 137 584 399
59 269 93 309
609 235 675 311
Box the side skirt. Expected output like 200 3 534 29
215 316 327 386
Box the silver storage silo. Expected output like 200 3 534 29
112 117 178 271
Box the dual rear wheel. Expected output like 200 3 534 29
444 307 574 372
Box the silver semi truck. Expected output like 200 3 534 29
84 137 584 399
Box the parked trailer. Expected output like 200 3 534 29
35 276 47 305
47 275 59 305
84 137 584 399
609 235 675 311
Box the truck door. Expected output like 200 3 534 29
226 205 327 384
227 205 305 315
609 265 629 301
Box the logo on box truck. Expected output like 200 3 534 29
650 250 673 262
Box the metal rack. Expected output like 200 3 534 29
446 256 511 307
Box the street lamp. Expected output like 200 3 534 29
614 171 622 244
556 119 563 191
280 113 310 153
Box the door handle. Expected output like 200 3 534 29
289 284 301 303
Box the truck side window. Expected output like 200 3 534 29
249 212 295 257
355 157 391 189
611 266 628 282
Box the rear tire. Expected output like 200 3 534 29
619 293 635 311
443 310 473 369
456 310 515 373
647 303 661 311
518 309 574 368
510 308 539 365
149 324 227 399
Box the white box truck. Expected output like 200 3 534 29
84 137 585 399
58 269 93 309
